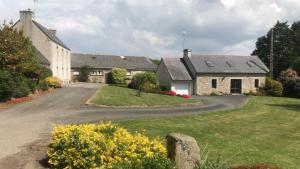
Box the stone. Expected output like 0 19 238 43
166 133 201 169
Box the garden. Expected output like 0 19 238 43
89 68 199 107
0 23 61 105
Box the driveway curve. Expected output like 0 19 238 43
0 83 247 168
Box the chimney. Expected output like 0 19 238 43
20 9 34 38
183 48 192 58
49 29 57 35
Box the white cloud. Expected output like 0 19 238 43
1 0 299 58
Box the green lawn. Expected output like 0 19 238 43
90 86 198 107
118 96 300 169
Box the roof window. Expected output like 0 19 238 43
247 61 253 67
226 61 232 67
205 60 214 67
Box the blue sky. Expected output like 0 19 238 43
1 0 300 58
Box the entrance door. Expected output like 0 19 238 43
230 79 242 94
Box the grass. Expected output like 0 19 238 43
118 96 300 169
90 86 198 107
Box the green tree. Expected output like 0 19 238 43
0 24 45 80
110 68 127 84
79 65 90 82
291 21 300 74
252 21 294 79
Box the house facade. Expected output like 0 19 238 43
13 10 71 84
71 53 157 83
157 49 269 95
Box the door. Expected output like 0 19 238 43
230 79 242 94
172 82 190 95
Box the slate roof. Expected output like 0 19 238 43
71 53 157 71
32 21 70 50
189 55 269 74
35 49 50 65
162 58 192 81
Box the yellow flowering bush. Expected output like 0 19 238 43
45 76 62 88
47 122 167 169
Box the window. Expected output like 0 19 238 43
212 79 217 88
90 70 103 76
255 79 259 88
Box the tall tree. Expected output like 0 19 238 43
0 24 45 79
291 21 300 74
252 21 294 79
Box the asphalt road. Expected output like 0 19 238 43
0 83 247 168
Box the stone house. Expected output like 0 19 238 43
156 49 269 95
71 53 157 83
13 10 71 84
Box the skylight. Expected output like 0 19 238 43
205 60 214 67
226 61 232 67
247 61 253 67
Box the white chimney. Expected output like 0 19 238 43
183 48 192 58
20 9 34 38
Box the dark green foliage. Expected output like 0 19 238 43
12 74 31 98
112 155 176 169
78 65 90 82
283 79 300 98
252 21 300 78
110 68 127 84
0 69 15 101
37 80 49 91
130 72 159 96
160 86 170 91
264 78 283 97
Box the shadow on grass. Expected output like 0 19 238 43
267 103 300 112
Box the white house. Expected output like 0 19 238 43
13 10 71 84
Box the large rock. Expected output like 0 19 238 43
166 133 200 169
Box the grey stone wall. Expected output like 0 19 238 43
196 74 266 95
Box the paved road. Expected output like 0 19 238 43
0 83 247 168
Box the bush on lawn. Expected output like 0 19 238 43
47 122 167 169
45 77 62 88
112 154 176 169
283 79 300 98
110 68 127 84
0 70 15 101
130 72 160 95
277 68 299 84
12 75 31 98
264 78 283 97
160 90 177 96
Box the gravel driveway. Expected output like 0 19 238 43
0 83 247 168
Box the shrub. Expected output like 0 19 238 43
277 68 299 84
112 154 176 169
0 70 15 101
179 94 192 99
37 80 49 91
48 122 167 169
45 77 62 88
160 86 170 91
12 75 31 98
160 90 177 96
283 79 300 98
79 65 90 82
130 72 159 90
264 78 283 97
109 68 127 84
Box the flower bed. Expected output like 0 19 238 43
160 90 191 99
47 122 169 169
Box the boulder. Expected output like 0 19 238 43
166 133 200 169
